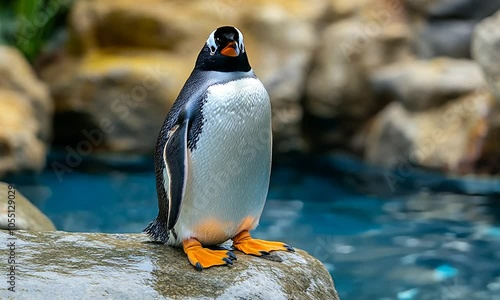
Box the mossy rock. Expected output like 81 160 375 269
0 230 339 299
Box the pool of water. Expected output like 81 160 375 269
10 153 500 299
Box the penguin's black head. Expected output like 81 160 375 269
195 26 251 72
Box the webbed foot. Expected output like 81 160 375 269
183 239 236 271
232 230 294 256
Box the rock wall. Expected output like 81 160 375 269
2 0 496 175
303 0 500 174
472 10 500 173
39 0 329 153
0 182 55 231
405 0 500 58
0 230 339 299
0 46 53 176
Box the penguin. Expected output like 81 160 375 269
144 26 294 270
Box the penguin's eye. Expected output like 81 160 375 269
210 46 216 52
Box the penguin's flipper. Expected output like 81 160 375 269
164 118 189 230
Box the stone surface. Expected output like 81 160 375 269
0 230 339 299
240 5 318 151
31 0 500 172
67 0 220 54
0 46 53 176
0 92 46 176
0 182 55 231
67 0 327 54
327 0 370 19
472 11 500 173
473 10 500 104
41 0 328 153
404 0 500 19
305 0 413 149
371 58 485 111
475 102 500 174
360 90 493 173
404 0 500 58
411 20 477 58
40 50 179 153
0 46 53 141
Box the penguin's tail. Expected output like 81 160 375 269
143 217 170 244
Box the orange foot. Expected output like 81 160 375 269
232 230 295 256
183 238 237 271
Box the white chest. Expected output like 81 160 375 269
200 77 271 148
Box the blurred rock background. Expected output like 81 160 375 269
0 0 499 177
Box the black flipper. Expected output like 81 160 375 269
144 112 190 243
143 217 169 243
164 117 189 230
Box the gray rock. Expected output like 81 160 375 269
0 230 339 300
371 58 485 111
360 102 415 169
475 102 500 173
404 0 500 19
241 5 319 152
405 1 500 58
473 10 500 104
360 90 493 173
412 20 477 58
0 46 53 142
473 11 500 173
0 182 55 231
306 20 372 120
0 46 53 176
305 9 413 149
41 0 328 154
40 52 176 154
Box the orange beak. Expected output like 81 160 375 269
221 41 239 57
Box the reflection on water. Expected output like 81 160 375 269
12 154 500 300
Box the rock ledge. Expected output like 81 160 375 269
0 230 339 300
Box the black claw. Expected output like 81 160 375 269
195 262 203 271
227 251 237 261
285 245 295 252
223 257 233 265
259 250 270 256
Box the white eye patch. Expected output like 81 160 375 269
207 29 217 55
233 27 245 53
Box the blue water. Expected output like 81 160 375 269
10 153 500 299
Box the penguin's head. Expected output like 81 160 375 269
195 26 251 72
206 26 245 58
